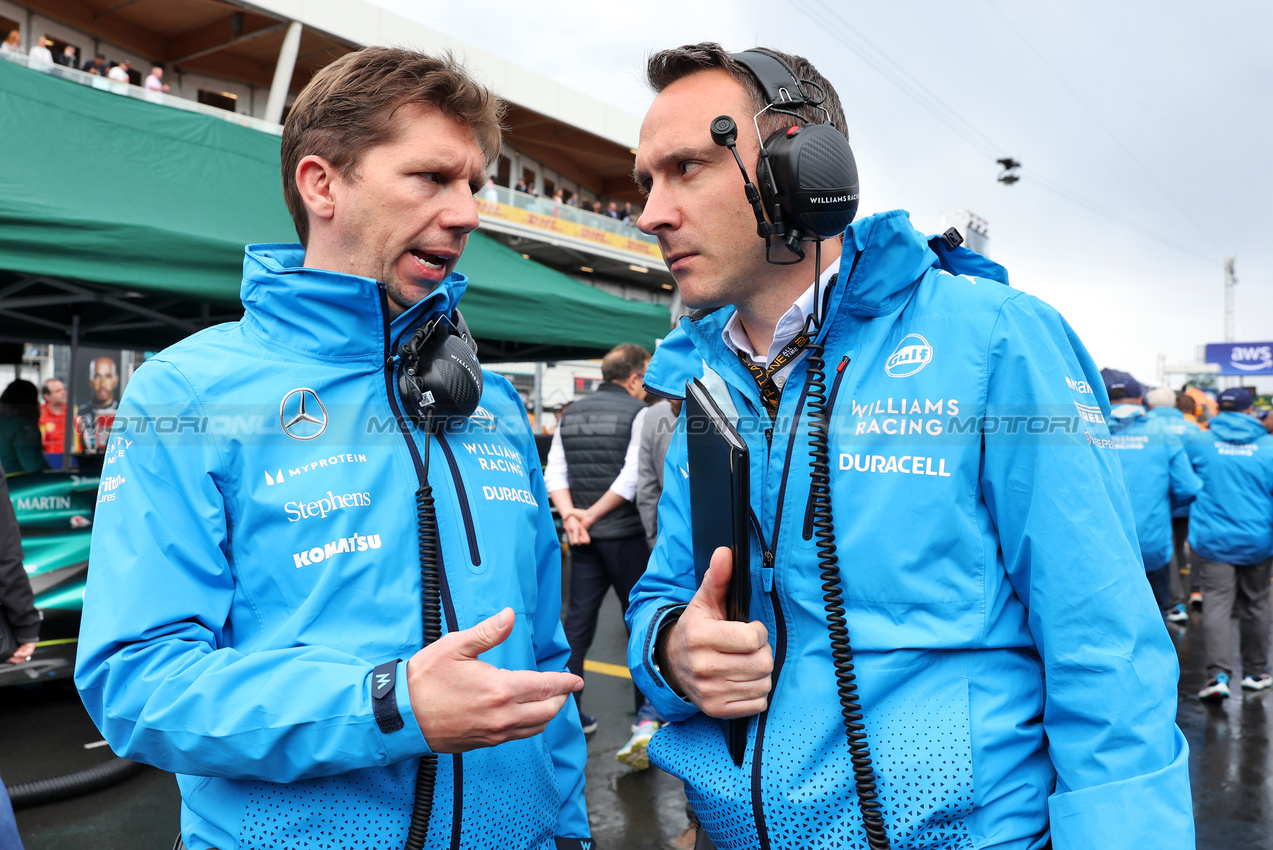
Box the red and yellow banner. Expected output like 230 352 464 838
477 198 663 262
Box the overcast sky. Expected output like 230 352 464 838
373 0 1273 393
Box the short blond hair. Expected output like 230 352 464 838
281 47 505 246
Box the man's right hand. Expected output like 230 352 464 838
406 608 583 753
660 546 773 719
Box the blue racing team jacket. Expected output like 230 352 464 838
1146 406 1200 519
75 245 589 850
627 211 1192 850
1108 404 1201 571
1184 411 1273 566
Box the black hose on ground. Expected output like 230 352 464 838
8 756 146 809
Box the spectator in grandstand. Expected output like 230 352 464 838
144 65 169 93
606 201 621 219
1106 374 1201 622
0 380 50 473
515 176 530 194
0 30 20 55
591 200 602 215
55 44 78 68
622 201 635 224
567 192 579 207
107 60 130 83
82 53 107 75
1188 387 1273 700
38 377 66 458
28 36 53 64
480 176 499 202
552 189 564 205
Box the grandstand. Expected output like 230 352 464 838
0 0 671 303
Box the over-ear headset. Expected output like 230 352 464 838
396 309 483 432
711 48 859 262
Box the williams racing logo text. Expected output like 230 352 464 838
848 397 958 436
284 490 372 522
292 532 382 568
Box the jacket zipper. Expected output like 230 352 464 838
747 377 813 850
436 434 481 566
378 284 463 843
803 356 852 540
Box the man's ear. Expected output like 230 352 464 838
295 155 339 225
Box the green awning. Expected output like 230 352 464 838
0 58 669 357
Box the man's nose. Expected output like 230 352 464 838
444 184 480 235
636 184 677 236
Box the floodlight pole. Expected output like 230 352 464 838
1223 257 1237 389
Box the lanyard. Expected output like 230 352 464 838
738 331 811 417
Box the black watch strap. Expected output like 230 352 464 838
372 660 404 733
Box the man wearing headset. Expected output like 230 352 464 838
626 43 1191 849
75 48 591 850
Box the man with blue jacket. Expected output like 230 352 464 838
1105 372 1201 620
75 48 591 850
1187 387 1273 700
627 42 1191 849
1144 386 1200 622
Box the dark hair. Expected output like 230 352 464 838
1175 393 1196 415
601 343 651 383
40 377 64 398
645 42 847 140
0 379 40 424
281 47 505 246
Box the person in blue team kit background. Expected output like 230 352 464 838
1188 387 1273 701
1141 386 1201 622
626 42 1192 850
74 48 590 850
1104 371 1202 620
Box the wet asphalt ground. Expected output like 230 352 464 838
2 589 1271 849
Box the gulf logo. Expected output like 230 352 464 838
885 333 933 378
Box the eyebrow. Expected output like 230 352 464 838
632 146 707 186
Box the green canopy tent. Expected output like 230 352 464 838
0 57 670 359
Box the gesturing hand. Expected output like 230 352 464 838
406 608 583 753
660 546 773 719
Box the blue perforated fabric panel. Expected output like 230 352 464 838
649 715 759 850
239 761 427 848
458 738 560 848
650 654 975 850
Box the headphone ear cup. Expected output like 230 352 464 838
784 124 859 238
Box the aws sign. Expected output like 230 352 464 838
1205 342 1273 376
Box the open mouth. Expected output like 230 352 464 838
410 249 449 271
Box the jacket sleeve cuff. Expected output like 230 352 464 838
637 604 699 722
1047 729 1193 849
375 659 433 762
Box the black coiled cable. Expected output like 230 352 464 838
804 251 890 850
404 434 443 850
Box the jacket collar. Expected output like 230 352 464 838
649 210 995 395
239 243 469 359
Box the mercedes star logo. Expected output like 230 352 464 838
279 388 329 441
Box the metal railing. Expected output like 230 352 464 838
0 50 282 136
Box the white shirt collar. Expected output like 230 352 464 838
722 255 841 367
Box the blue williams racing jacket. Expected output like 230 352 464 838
628 211 1191 850
75 245 589 850
1145 406 1200 518
1107 404 1201 571
1184 411 1273 566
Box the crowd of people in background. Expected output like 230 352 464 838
511 175 639 226
1103 370 1273 703
2 27 167 92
